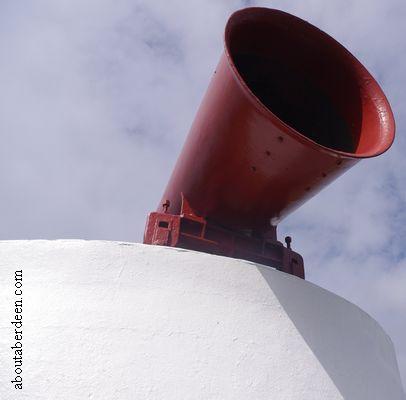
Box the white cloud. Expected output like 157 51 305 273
0 0 405 388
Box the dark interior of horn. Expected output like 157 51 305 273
226 11 365 153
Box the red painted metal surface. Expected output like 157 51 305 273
145 194 305 278
144 8 395 278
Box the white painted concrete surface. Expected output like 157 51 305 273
0 240 404 399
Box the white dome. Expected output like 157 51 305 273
0 240 404 399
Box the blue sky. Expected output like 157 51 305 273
1 0 405 387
